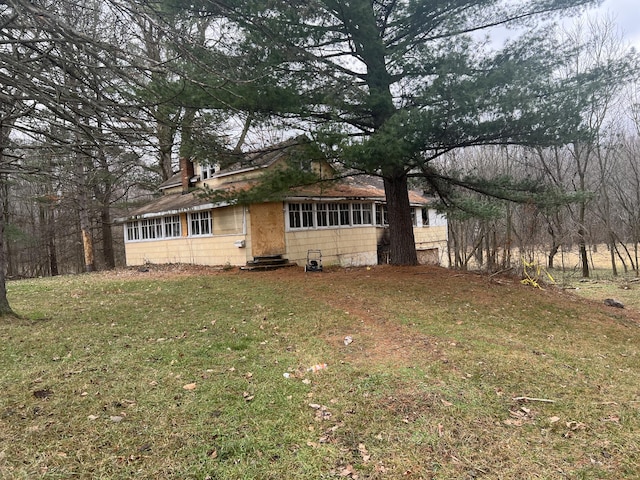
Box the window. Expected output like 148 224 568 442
375 205 388 226
164 215 181 237
302 203 314 228
141 218 163 239
362 204 373 224
316 203 328 227
288 203 301 229
126 221 140 241
352 203 373 225
190 211 212 236
201 164 219 180
339 203 350 226
328 204 339 226
287 202 376 230
126 215 182 242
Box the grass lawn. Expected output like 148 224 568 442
1 264 639 479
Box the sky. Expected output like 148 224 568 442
593 0 640 48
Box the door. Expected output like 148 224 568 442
250 202 286 257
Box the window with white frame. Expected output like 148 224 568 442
301 203 314 228
316 203 328 227
200 163 219 180
338 203 350 225
164 215 182 237
352 203 373 225
328 203 339 226
126 215 182 242
287 202 375 230
189 211 212 236
141 218 162 240
288 203 301 229
126 221 140 241
375 204 388 226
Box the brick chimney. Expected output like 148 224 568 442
180 157 195 194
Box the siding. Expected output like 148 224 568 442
124 235 249 266
125 205 248 266
414 225 448 266
285 227 380 267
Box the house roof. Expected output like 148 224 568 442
118 175 430 222
158 173 182 190
118 192 218 221
159 136 307 191
288 175 429 204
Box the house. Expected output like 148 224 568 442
119 140 448 269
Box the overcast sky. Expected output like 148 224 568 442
593 0 640 48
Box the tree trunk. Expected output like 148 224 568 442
0 174 14 317
100 205 115 269
548 242 559 270
158 122 175 181
578 235 589 278
76 155 95 273
578 201 589 278
609 238 618 277
383 174 417 265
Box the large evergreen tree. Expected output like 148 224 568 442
163 0 628 265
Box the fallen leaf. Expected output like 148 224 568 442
183 383 197 391
243 391 255 402
87 415 99 421
503 418 523 427
566 421 586 430
339 464 356 477
358 443 370 463
441 399 454 407
549 416 561 423
110 415 124 423
601 416 620 423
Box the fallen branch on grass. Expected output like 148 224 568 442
512 396 556 403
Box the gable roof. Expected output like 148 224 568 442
159 136 316 192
